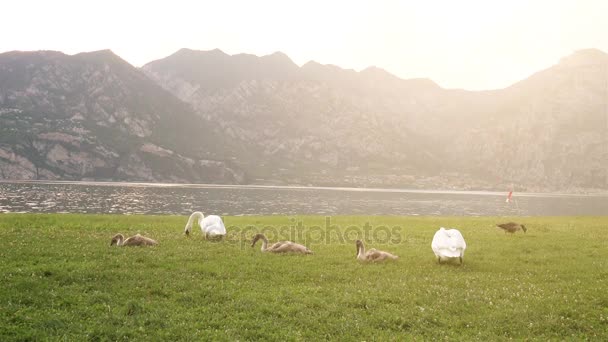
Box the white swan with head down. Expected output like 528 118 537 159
431 227 466 264
184 211 226 240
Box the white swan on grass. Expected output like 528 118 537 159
184 211 226 240
431 227 466 265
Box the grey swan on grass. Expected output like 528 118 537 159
110 233 158 246
356 240 399 262
251 233 313 254
496 222 527 234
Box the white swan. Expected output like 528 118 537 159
431 227 466 264
184 211 226 240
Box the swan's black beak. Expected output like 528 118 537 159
185 230 190 237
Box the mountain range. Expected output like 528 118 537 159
0 48 606 192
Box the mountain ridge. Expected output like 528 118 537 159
1 48 606 191
0 49 244 183
143 47 607 191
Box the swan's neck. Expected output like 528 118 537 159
357 243 365 259
259 236 268 251
116 235 124 246
186 212 205 233
191 211 205 225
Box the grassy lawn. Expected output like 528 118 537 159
1 214 607 340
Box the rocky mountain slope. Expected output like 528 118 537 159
448 49 608 191
0 50 243 183
143 48 607 191
0 48 605 191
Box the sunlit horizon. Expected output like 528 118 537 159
1 0 607 90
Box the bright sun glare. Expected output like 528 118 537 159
1 0 607 89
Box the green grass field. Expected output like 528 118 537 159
1 214 607 341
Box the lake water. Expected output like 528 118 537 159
0 181 606 216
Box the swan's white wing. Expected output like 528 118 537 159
432 228 466 258
201 215 223 228
448 229 466 250
205 224 226 236
431 229 453 257
202 215 226 235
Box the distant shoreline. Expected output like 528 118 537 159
2 179 606 198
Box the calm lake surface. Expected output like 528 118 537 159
0 181 606 216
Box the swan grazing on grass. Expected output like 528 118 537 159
184 211 226 240
356 240 398 262
431 227 466 264
110 233 158 247
496 222 527 234
251 233 313 254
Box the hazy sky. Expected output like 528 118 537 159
2 0 607 90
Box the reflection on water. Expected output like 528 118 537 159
0 181 606 216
